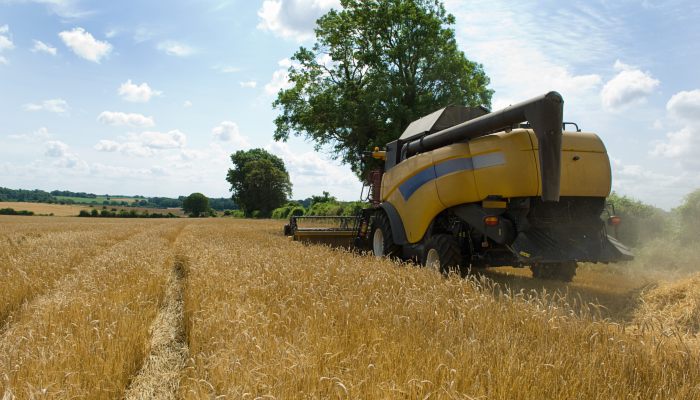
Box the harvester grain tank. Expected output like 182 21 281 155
286 91 632 281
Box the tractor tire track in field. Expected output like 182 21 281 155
124 253 189 400
0 228 141 333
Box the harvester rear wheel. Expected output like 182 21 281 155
422 234 461 275
530 262 577 282
372 212 399 258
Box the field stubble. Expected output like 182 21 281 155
0 216 698 399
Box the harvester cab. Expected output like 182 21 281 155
285 91 633 281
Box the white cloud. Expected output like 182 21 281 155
651 89 700 171
0 24 14 64
665 89 700 122
0 25 14 51
118 79 162 102
183 100 193 108
44 140 69 157
9 127 52 141
31 40 57 55
267 141 362 199
257 0 340 42
43 140 88 170
59 27 112 63
138 130 187 149
97 111 155 128
23 98 70 114
212 121 251 147
265 62 293 95
239 80 257 88
601 60 660 111
94 139 121 152
94 130 187 158
157 41 194 57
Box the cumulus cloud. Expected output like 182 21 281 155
9 126 52 141
31 40 57 55
0 25 14 50
665 89 700 122
257 0 340 42
212 121 250 147
44 140 69 157
157 41 194 57
97 111 155 128
42 140 88 169
23 98 70 114
183 100 193 108
94 130 187 157
265 59 295 95
601 60 659 111
267 141 362 199
138 130 187 149
0 24 14 64
239 80 257 88
651 89 700 171
118 79 162 102
94 139 121 152
59 27 112 63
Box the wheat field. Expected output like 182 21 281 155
1 216 698 399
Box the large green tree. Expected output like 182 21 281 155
182 192 210 217
226 149 292 217
273 0 493 177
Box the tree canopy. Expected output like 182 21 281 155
226 149 292 218
273 0 493 177
182 192 210 217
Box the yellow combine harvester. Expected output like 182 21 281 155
286 91 632 281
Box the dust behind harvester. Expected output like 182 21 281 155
285 91 633 282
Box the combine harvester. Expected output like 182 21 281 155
285 91 633 281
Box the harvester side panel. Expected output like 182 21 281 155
430 144 479 207
380 150 444 243
380 129 614 244
468 130 540 201
545 131 612 197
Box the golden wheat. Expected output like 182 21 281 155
0 218 186 399
1 217 698 399
178 219 700 399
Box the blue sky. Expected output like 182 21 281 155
0 0 699 209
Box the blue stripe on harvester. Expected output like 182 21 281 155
398 152 506 201
434 157 474 178
399 166 436 200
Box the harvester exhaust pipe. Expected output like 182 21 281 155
402 91 564 201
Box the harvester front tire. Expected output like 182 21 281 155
422 234 461 275
372 213 399 258
530 262 577 282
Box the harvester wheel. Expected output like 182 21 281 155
372 212 399 258
530 262 577 282
422 234 461 275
